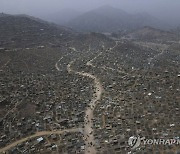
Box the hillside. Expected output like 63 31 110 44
124 26 178 42
0 14 73 48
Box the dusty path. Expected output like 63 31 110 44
134 41 169 68
55 56 64 71
57 45 105 154
0 59 11 71
148 49 167 67
0 128 82 153
67 60 103 154
55 47 77 71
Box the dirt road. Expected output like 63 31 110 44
0 128 81 153
67 60 103 154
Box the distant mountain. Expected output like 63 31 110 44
66 5 133 32
124 26 178 41
66 5 170 32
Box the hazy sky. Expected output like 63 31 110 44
0 0 180 25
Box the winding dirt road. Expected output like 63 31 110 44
67 60 103 154
0 128 81 153
65 42 120 154
0 59 11 71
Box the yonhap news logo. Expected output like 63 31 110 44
128 136 180 149
128 136 144 149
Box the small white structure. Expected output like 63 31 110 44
148 93 152 96
37 137 44 143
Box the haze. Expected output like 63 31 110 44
0 0 180 26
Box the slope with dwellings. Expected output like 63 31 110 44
0 14 179 154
